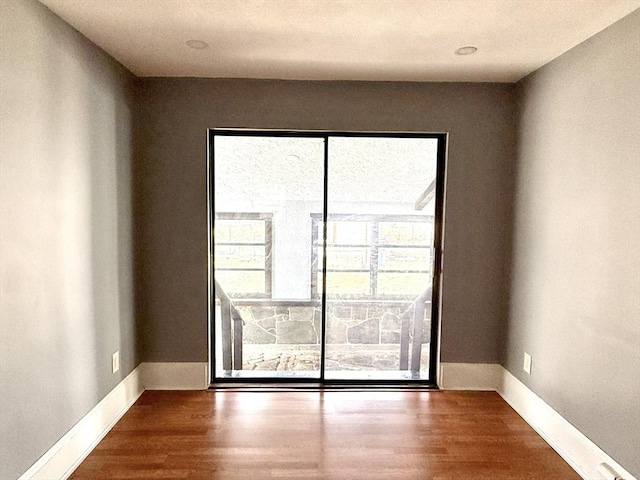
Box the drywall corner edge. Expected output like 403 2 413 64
439 362 502 390
141 362 209 390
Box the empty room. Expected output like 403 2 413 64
1 0 638 479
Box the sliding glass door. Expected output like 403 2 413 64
323 137 439 380
209 130 445 383
211 133 325 379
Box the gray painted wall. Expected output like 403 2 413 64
507 10 640 476
8 1 637 477
0 1 139 478
136 78 516 364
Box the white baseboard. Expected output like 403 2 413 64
19 362 208 480
19 365 144 480
438 362 502 390
20 362 636 480
497 369 636 480
141 362 209 390
439 362 635 480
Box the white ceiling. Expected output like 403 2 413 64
39 0 640 82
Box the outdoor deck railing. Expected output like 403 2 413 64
214 284 431 374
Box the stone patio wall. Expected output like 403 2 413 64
235 302 431 345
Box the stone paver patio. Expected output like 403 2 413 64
242 344 430 373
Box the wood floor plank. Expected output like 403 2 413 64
70 390 580 480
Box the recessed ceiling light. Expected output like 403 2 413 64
455 46 478 56
186 40 209 50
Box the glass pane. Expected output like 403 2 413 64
213 135 324 379
377 272 431 295
379 222 432 245
321 271 370 295
325 136 438 381
326 247 369 270
215 245 265 269
215 270 265 295
378 247 431 271
327 221 369 244
215 219 266 243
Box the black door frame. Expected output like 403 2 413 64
207 129 447 386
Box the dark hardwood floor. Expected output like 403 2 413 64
70 390 580 479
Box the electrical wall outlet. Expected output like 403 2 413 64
597 463 621 480
112 351 120 374
523 352 532 375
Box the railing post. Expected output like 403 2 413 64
400 287 431 373
220 302 232 371
215 279 243 372
232 311 243 370
399 310 410 370
411 301 425 373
